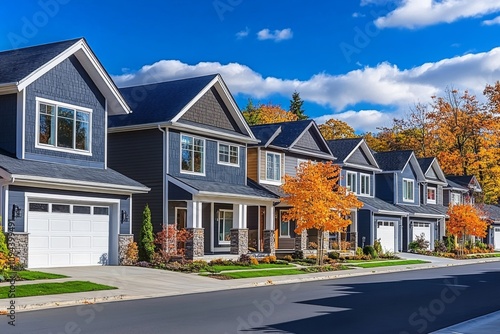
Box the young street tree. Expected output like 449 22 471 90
289 91 308 120
281 161 362 265
447 203 488 252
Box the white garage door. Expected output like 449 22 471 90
413 222 431 250
28 202 110 268
377 221 395 252
495 227 500 251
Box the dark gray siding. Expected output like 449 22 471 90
0 94 17 154
202 203 211 253
294 129 323 153
8 187 26 232
108 129 164 238
375 173 394 202
120 197 131 235
346 147 374 167
168 183 192 201
397 164 419 205
168 130 246 185
357 209 372 247
24 56 106 168
180 87 241 133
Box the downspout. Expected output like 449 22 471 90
158 125 167 225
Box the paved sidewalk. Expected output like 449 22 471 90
431 310 500 334
1 253 499 313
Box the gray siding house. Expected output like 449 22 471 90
0 39 149 268
108 74 277 259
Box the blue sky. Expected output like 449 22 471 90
1 0 500 132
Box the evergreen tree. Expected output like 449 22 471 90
289 91 307 120
138 205 154 262
241 98 261 125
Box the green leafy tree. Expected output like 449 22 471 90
138 205 154 262
241 98 261 125
289 91 308 120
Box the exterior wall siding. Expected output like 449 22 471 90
375 173 394 202
294 129 322 152
0 93 17 154
247 148 258 182
108 129 164 238
397 164 419 205
24 56 106 168
346 148 373 167
259 149 284 184
340 167 375 197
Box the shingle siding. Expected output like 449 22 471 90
0 93 17 155
24 56 106 168
247 148 258 182
346 147 373 167
294 129 322 152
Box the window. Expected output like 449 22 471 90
52 204 70 213
175 207 187 230
279 211 290 237
360 174 371 196
29 203 49 212
73 205 91 214
38 100 91 153
94 207 109 215
218 210 233 243
218 143 239 166
346 172 357 193
450 193 461 206
181 135 205 174
266 152 281 182
403 179 414 202
427 187 437 204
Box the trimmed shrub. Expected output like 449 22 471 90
138 205 155 262
355 247 364 257
363 245 378 258
409 233 430 252
327 251 340 260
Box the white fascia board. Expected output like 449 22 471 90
0 84 17 94
361 203 408 216
343 162 382 172
197 191 277 204
412 212 446 218
285 147 336 161
171 122 259 144
11 174 150 195
108 122 172 133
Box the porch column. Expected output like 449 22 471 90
349 210 358 250
231 204 248 255
263 205 275 255
295 229 307 255
186 201 204 259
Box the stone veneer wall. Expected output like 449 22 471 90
230 229 248 255
263 230 275 255
118 234 134 265
185 228 204 259
295 229 308 251
7 233 29 266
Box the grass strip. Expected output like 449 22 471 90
214 269 306 279
349 260 429 268
14 271 68 281
206 263 291 273
0 281 117 299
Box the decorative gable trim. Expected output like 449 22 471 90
344 140 381 171
288 121 333 157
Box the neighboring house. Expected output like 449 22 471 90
108 74 278 259
247 120 335 254
444 175 482 205
0 39 149 268
482 204 500 250
326 138 382 250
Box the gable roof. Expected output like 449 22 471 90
445 178 468 192
108 74 256 143
446 175 482 192
482 204 500 222
327 138 380 171
250 120 334 160
374 150 414 171
0 151 149 194
417 157 447 185
0 38 130 115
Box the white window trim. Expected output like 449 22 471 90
180 133 206 176
279 210 290 237
297 158 308 167
450 192 462 206
359 173 371 196
427 186 437 204
264 152 282 185
35 97 93 156
218 209 233 244
346 171 357 193
402 178 415 202
217 141 240 167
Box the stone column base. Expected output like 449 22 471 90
7 232 29 266
230 229 248 255
263 230 275 255
321 231 330 252
295 229 308 251
185 228 204 259
118 234 134 265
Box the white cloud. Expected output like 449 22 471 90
374 0 500 29
352 12 366 18
257 28 293 41
482 15 500 25
236 27 250 39
315 110 393 133
112 47 500 132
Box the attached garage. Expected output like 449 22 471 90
412 222 431 250
377 221 395 252
27 202 111 268
494 227 500 251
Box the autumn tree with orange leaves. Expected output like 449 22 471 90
281 161 363 265
447 203 488 253
242 100 298 125
318 118 358 140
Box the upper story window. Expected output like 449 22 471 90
218 143 239 166
266 152 281 182
181 134 205 174
346 171 357 193
37 98 91 154
427 187 437 204
360 173 371 196
450 192 462 206
403 178 414 202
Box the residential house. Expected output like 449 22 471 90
108 74 278 259
444 175 482 206
0 39 149 268
247 120 335 254
326 138 382 250
483 204 500 250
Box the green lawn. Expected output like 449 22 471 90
349 260 429 268
0 281 117 299
345 258 400 263
206 263 291 273
216 269 306 279
13 271 68 281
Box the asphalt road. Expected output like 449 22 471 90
3 262 500 334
